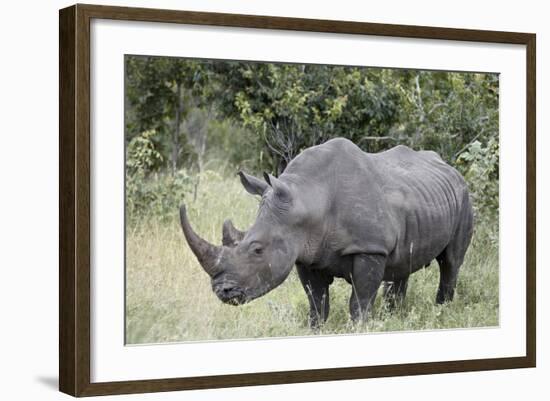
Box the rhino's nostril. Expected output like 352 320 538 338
213 282 246 304
214 283 235 296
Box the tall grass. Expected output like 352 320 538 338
125 171 498 344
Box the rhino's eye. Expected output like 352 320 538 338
249 243 264 255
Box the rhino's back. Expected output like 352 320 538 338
284 137 364 176
373 144 468 223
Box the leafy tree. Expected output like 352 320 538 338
213 62 400 173
390 71 499 164
125 56 210 174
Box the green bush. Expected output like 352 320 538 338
457 137 499 244
126 169 194 223
126 129 194 221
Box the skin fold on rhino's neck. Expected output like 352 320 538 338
295 227 329 267
259 172 334 272
288 182 333 268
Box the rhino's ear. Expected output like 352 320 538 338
238 171 268 196
265 173 292 204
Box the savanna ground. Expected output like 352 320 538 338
125 171 498 344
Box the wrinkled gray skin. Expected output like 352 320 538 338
180 138 474 328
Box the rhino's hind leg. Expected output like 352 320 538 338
435 250 459 304
382 277 409 310
296 264 333 330
436 201 474 304
349 254 386 322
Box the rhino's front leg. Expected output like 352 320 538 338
349 254 386 322
296 264 333 330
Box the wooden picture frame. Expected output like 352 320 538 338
59 3 536 397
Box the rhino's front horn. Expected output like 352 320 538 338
179 204 223 277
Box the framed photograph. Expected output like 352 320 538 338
59 4 536 397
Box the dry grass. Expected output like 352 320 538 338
125 171 498 344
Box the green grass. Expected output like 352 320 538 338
125 171 498 344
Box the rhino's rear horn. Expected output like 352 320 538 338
222 219 246 247
179 204 223 277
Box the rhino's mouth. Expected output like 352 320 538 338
213 283 249 305
221 291 249 306
212 278 275 306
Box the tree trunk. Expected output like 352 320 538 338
193 155 202 202
192 107 212 201
171 82 183 176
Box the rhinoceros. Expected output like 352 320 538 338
179 137 473 328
